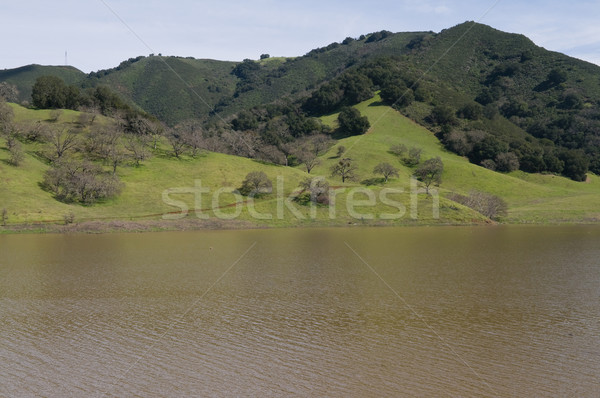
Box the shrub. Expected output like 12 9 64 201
238 171 273 197
448 191 508 220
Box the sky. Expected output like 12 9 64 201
1 0 599 73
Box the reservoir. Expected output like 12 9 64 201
1 226 599 397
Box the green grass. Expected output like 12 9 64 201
1 100 599 230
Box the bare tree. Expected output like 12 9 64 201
107 144 127 175
1 208 7 226
49 109 63 122
448 191 507 220
124 134 151 166
45 128 79 160
8 141 25 166
310 134 333 156
373 162 399 182
298 177 330 205
389 143 407 157
0 82 19 103
331 158 358 183
77 111 97 127
85 127 122 161
403 146 422 167
167 131 187 159
296 150 321 174
0 100 14 132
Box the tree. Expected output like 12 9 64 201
8 141 25 166
0 82 19 102
560 149 589 181
414 157 444 194
85 127 122 161
239 171 273 197
167 132 187 159
42 158 122 204
107 144 127 175
124 134 151 166
31 76 79 109
341 72 373 104
403 146 422 167
298 177 330 205
44 128 79 160
373 162 399 182
336 145 346 158
448 191 507 220
296 150 321 174
430 105 457 126
495 152 520 172
389 144 407 157
1 208 7 226
380 80 414 108
0 100 14 132
457 103 482 120
310 134 333 156
547 68 567 85
177 120 204 157
331 157 358 183
337 107 370 136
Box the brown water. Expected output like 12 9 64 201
1 226 599 397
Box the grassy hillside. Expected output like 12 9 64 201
1 98 599 232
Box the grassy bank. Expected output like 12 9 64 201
1 98 599 234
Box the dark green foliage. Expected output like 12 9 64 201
430 105 457 125
3 23 600 181
232 110 259 131
341 72 373 104
365 30 393 43
559 149 589 181
238 171 273 197
475 86 502 105
231 59 260 80
469 135 509 165
380 80 414 108
495 152 520 172
32 76 71 109
457 103 482 120
547 68 568 85
337 107 370 136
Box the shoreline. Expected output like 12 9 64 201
2 217 599 235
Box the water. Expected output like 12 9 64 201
1 226 599 397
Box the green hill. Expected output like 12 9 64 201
0 64 84 103
1 98 599 232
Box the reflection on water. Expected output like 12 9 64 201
1 226 599 397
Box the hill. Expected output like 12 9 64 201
0 64 84 104
1 98 599 233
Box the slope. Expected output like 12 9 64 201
2 99 599 231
